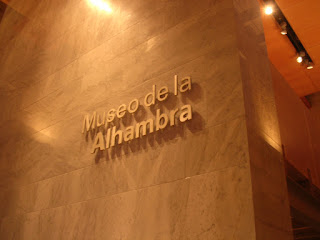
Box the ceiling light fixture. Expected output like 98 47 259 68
263 0 314 69
307 63 314 70
89 0 112 13
265 6 273 15
280 22 287 35
297 52 305 63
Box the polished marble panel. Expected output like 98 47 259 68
0 166 255 240
234 0 293 238
0 0 293 238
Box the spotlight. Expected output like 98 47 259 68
297 52 305 63
280 22 287 35
265 6 273 15
88 0 112 13
297 56 303 63
307 63 314 70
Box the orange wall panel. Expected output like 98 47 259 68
272 63 320 187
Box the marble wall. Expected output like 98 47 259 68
233 1 293 239
0 0 293 239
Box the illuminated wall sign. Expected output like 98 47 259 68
82 75 193 153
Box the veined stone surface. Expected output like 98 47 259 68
0 0 293 239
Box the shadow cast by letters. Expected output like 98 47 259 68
87 79 206 162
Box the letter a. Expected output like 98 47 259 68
91 132 106 154
180 77 192 93
179 105 192 122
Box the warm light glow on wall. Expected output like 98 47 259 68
88 0 112 13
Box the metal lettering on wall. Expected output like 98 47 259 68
82 75 193 154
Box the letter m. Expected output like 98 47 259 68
82 112 97 133
135 119 154 138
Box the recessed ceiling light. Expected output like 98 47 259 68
280 22 287 35
89 0 112 13
281 30 287 35
307 63 314 70
265 6 273 15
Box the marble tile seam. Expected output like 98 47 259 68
0 54 194 130
21 76 84 110
1 14 176 120
5 0 169 86
7 0 82 19
29 0 86 46
22 96 243 150
0 113 247 194
44 3 219 84
21 25 213 111
4 0 122 49
1 4 157 86
0 0 85 74
7 1 233 94
0 0 81 52
0 164 248 221
0 33 235 132
5 5 215 108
